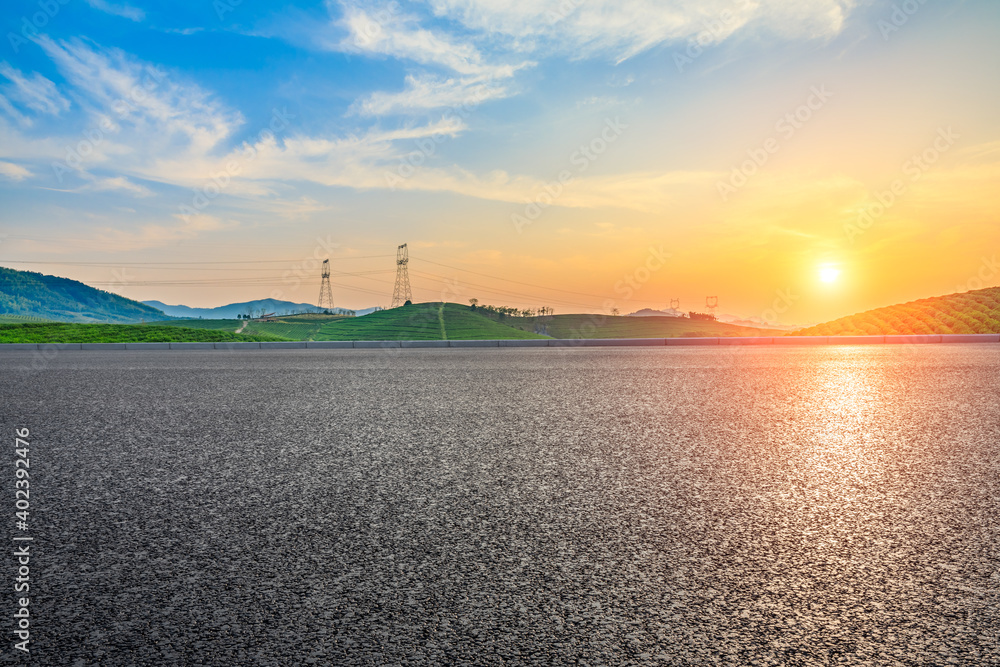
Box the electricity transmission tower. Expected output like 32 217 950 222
391 243 412 308
706 296 719 318
669 298 680 311
317 259 334 312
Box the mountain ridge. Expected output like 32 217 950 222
0 266 168 323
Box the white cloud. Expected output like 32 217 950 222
0 62 70 124
163 27 205 36
34 36 243 166
352 73 511 116
0 160 31 181
326 0 857 116
85 176 152 197
84 0 146 22
336 0 520 77
330 0 531 115
424 0 859 61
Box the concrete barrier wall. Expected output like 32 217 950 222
665 338 719 346
719 337 773 346
305 341 354 349
3 335 1000 352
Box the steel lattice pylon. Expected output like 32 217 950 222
391 243 412 308
317 258 334 311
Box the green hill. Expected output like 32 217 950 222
314 303 547 340
502 313 782 338
0 266 168 323
149 313 352 340
0 322 286 344
793 286 1000 336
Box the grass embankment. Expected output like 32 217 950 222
504 313 781 338
0 322 287 344
314 303 546 340
793 287 1000 336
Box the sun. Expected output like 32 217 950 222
819 266 841 283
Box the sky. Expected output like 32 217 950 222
1 0 998 324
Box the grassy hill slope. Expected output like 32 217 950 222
793 287 1000 336
0 323 286 344
148 319 241 331
150 313 352 340
504 313 783 338
241 313 352 340
314 303 547 340
0 266 168 323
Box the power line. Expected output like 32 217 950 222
0 255 395 266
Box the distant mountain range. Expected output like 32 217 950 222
144 299 381 319
146 298 326 319
627 308 684 318
628 307 801 331
0 266 167 323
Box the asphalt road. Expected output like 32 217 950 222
1 346 998 666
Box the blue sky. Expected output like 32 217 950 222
1 0 998 321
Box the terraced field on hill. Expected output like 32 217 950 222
794 287 1000 336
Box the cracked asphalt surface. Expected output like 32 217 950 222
1 346 998 666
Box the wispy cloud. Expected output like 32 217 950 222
34 36 243 167
84 176 152 197
0 62 70 126
352 73 511 116
162 27 206 36
84 0 146 22
336 0 521 77
323 0 858 117
0 160 31 181
331 0 531 115
423 0 859 61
